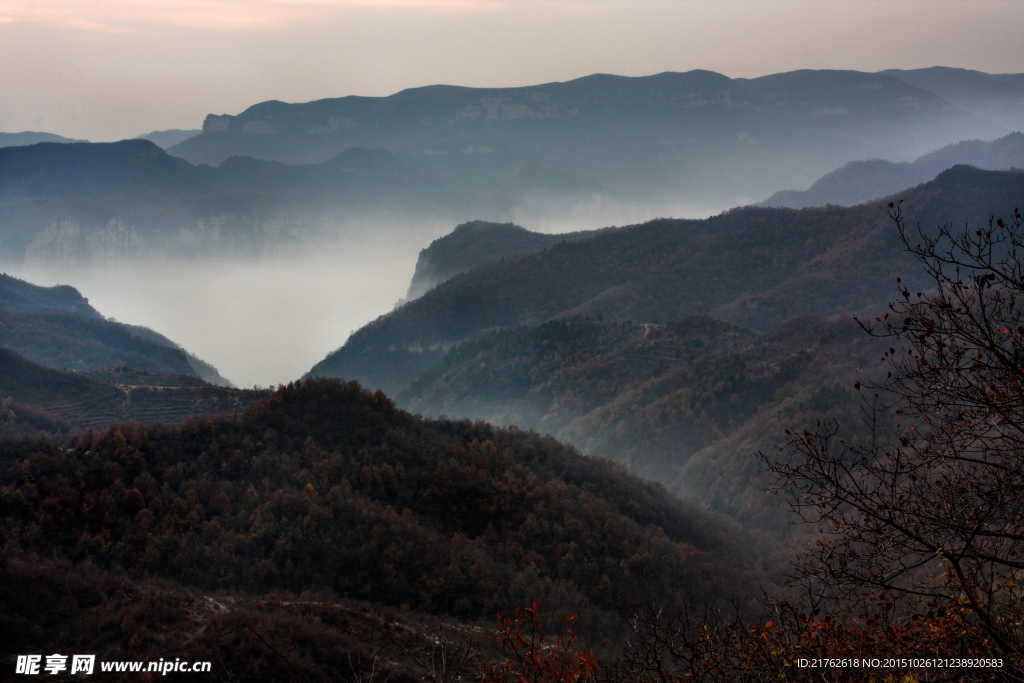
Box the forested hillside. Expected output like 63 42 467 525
399 314 886 532
0 310 200 377
309 166 1024 396
1 378 765 671
0 275 252 432
0 272 231 385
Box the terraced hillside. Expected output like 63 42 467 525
0 348 266 432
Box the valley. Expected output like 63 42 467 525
2 62 1023 681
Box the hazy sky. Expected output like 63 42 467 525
2 0 1024 142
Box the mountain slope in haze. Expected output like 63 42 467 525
0 131 87 148
0 309 201 377
119 322 233 386
406 221 607 299
0 347 263 431
169 69 1005 210
0 378 764 634
400 315 762 480
883 67 1024 131
0 140 596 263
307 166 1024 397
134 128 201 149
761 131 1024 208
398 313 886 533
0 272 232 385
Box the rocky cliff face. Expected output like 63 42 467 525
405 221 605 300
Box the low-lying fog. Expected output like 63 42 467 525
6 205 726 389
8 231 444 388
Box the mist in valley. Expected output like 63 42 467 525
6 231 429 388
2 203 720 388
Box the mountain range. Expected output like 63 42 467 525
880 67 1024 131
0 131 87 148
134 128 201 149
305 165 1024 538
0 128 202 150
762 131 1024 208
3 67 1023 266
5 67 1024 676
168 68 1014 210
308 165 1024 397
0 139 596 263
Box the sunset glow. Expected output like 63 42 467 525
2 0 1023 141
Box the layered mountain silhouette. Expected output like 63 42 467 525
881 67 1024 131
762 131 1024 208
307 166 1024 397
10 66 1024 677
322 171 1024 534
0 131 87 148
169 69 1006 210
0 139 595 263
5 68 1023 266
134 128 201 149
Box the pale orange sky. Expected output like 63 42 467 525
2 0 1024 141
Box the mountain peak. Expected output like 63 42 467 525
0 273 101 318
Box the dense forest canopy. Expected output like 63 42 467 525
0 379 762 635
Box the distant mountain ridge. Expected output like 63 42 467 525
0 139 598 263
4 68 1023 264
881 67 1024 131
762 131 1024 208
134 129 201 149
168 68 1010 211
0 131 87 148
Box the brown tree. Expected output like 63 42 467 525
764 203 1024 664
